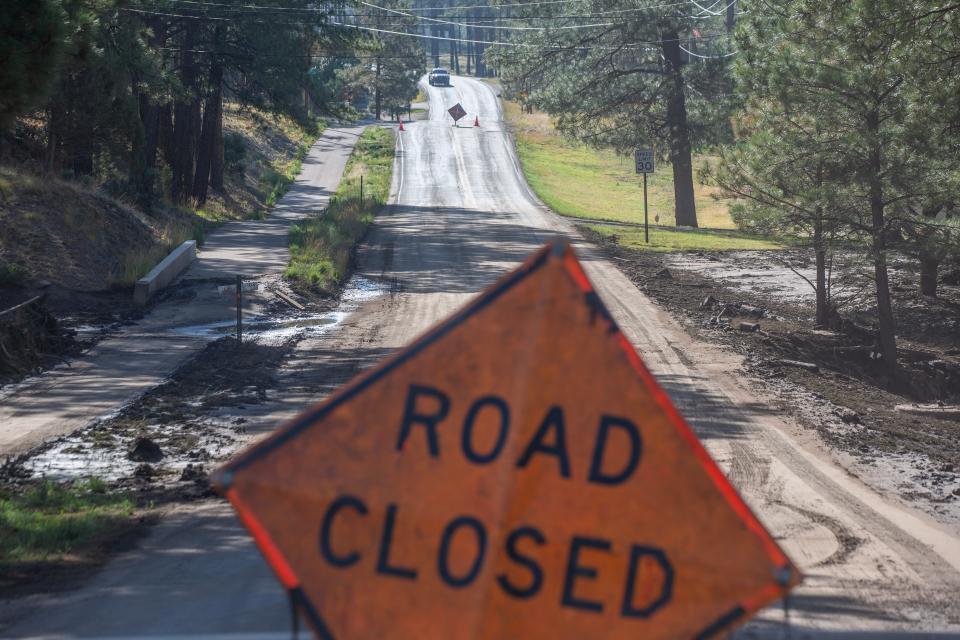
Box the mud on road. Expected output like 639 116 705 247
581 227 960 528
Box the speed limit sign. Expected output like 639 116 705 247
635 148 655 174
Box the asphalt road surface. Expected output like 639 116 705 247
5 78 960 638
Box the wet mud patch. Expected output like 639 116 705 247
6 336 300 501
0 285 151 391
581 227 960 525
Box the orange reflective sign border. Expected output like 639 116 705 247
213 240 800 639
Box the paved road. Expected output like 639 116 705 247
0 124 366 459
5 79 960 638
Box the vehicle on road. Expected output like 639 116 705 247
428 67 451 86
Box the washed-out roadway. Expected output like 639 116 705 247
4 81 959 638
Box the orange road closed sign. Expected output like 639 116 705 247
213 240 799 639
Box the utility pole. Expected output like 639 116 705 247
726 0 737 32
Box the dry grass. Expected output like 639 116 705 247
195 105 324 223
0 107 322 292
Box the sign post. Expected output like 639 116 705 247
214 240 799 639
448 102 467 126
634 149 655 244
235 274 242 344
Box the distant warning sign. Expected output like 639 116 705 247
448 102 467 123
214 240 799 640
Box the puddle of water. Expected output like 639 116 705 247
173 314 338 339
24 421 244 483
21 276 389 482
172 276 388 342
26 435 140 481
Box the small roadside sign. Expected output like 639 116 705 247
214 240 799 639
448 102 467 123
635 149 655 243
635 148 655 174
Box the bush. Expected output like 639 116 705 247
0 263 28 287
729 201 789 237
223 132 247 175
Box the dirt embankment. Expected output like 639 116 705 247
0 169 195 294
0 107 318 386
581 227 960 518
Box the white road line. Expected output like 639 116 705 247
395 122 405 203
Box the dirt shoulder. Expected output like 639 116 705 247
580 226 960 525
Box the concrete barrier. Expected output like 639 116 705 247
134 240 197 306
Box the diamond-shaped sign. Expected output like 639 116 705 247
448 102 467 122
214 240 799 639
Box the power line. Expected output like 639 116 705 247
122 3 735 52
149 0 709 18
157 45 426 59
409 0 688 11
146 0 744 24
678 43 737 58
122 6 232 20
331 18 658 49
359 0 618 30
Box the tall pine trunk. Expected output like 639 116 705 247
210 106 224 192
661 31 698 228
171 25 199 202
466 19 472 75
192 56 223 204
453 26 461 74
449 27 455 68
158 103 175 167
132 16 165 210
919 255 939 297
866 109 897 367
813 213 830 327
375 58 382 119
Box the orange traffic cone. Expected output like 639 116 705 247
399 118 405 132
473 116 480 127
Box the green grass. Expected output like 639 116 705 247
0 479 135 564
286 127 394 291
111 220 205 286
261 139 314 213
587 224 782 252
0 263 29 287
504 101 735 229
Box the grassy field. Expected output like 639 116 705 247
586 224 781 253
286 127 394 292
503 100 735 230
0 479 135 566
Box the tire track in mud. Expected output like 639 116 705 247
774 501 865 568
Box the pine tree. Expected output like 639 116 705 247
340 1 425 120
0 0 65 132
728 0 959 369
490 1 739 228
